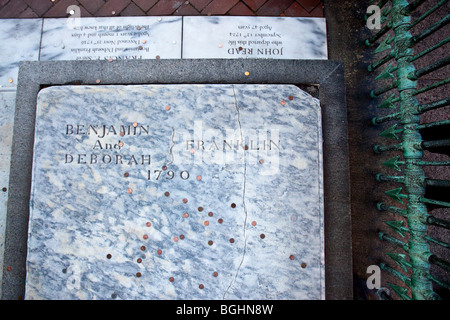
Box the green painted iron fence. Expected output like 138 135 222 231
366 0 449 299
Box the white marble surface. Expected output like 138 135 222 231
26 84 324 300
0 91 16 297
40 17 182 61
183 16 328 59
0 19 42 88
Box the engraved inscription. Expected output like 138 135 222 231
63 123 151 166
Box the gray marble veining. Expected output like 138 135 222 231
40 17 182 61
26 84 324 300
0 19 42 88
182 16 328 59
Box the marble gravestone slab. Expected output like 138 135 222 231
40 17 182 61
182 16 328 59
0 19 42 295
0 91 16 297
0 19 42 88
26 84 324 300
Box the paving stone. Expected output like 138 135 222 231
23 0 53 16
284 1 310 17
188 0 212 12
0 0 9 8
44 1 92 17
201 0 239 15
18 6 39 17
309 2 323 17
78 0 105 14
298 0 320 12
256 0 293 16
120 2 146 16
228 1 254 15
174 2 200 15
44 0 76 17
132 0 158 12
241 0 267 12
95 0 130 16
147 0 184 15
0 0 324 18
79 5 93 17
0 0 28 18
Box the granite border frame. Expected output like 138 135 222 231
2 59 352 300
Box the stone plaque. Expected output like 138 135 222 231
0 19 42 88
26 84 324 300
40 17 182 61
182 16 328 59
2 60 351 300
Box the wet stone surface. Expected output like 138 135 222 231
26 84 324 299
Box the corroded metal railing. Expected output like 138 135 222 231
366 0 449 299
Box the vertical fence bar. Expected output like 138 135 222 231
368 0 450 300
390 0 434 300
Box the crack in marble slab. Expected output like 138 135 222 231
22 84 326 299
223 85 248 299
166 127 175 167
